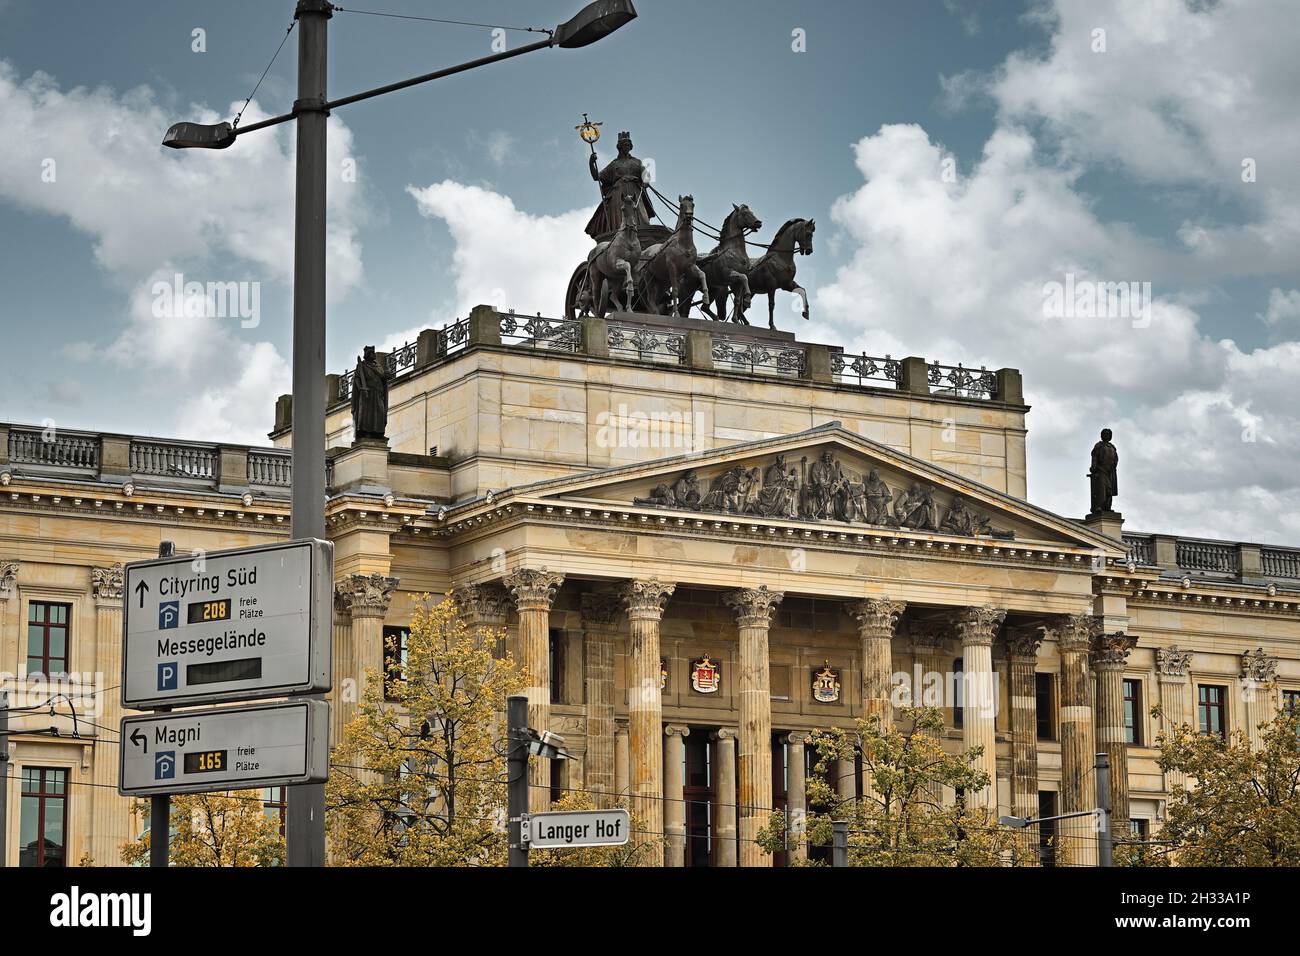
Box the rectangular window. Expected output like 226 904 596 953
1198 684 1227 739
19 767 67 868
382 626 409 701
26 602 70 677
953 658 964 729
1035 673 1055 740
1038 791 1057 868
549 759 564 806
549 629 565 704
262 786 287 838
1283 689 1300 714
1123 678 1142 745
1129 818 1149 840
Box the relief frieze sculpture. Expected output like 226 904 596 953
631 448 1012 538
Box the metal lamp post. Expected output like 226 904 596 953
162 0 636 868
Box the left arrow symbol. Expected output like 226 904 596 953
130 728 148 753
134 579 149 609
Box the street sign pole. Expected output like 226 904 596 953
287 0 331 873
150 540 175 868
507 695 529 868
0 691 9 867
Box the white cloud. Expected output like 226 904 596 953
814 0 1300 543
0 61 366 444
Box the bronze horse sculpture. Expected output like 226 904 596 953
638 194 709 316
737 217 815 329
585 188 642 316
683 203 763 322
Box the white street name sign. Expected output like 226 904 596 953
528 808 630 848
122 539 332 708
119 700 328 796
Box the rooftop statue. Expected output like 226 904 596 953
351 345 388 442
1089 428 1119 514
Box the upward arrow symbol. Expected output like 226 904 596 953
134 579 150 609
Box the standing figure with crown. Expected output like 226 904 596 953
585 129 655 240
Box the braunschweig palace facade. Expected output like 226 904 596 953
3 306 1297 866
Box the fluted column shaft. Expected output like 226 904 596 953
909 631 949 807
580 591 621 807
1055 614 1098 866
505 568 564 813
90 566 130 865
1094 632 1137 832
850 599 905 807
725 585 783 867
1007 628 1043 864
714 728 738 867
957 606 1006 811
1156 647 1193 793
664 725 689 867
784 732 810 863
621 579 676 863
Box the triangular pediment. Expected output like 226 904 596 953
503 423 1119 553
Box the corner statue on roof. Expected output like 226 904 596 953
351 346 388 442
585 130 654 240
1088 428 1118 514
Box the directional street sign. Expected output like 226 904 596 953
527 808 630 848
122 539 333 709
119 700 329 796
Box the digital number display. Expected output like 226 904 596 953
187 599 231 624
183 750 228 774
188 657 263 686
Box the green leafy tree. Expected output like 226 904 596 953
1136 705 1300 866
758 707 1026 866
326 597 524 866
121 790 284 867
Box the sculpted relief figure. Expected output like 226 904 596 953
862 469 893 525
634 469 701 509
894 482 939 531
806 449 850 521
939 494 993 536
753 454 800 519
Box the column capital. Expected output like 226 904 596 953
908 626 947 657
1155 644 1193 679
956 606 1006 648
580 589 624 628
725 585 784 628
664 724 691 739
782 730 812 746
848 598 905 637
504 567 565 612
1093 632 1137 671
620 578 676 621
451 582 511 624
1005 625 1043 662
1048 613 1097 654
336 572 399 619
711 727 739 742
0 559 17 601
91 563 124 605
1241 646 1278 684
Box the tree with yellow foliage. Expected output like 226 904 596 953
326 596 524 866
121 790 284 867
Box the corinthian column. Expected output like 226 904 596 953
724 584 783 868
451 583 511 653
90 564 131 865
1052 613 1098 867
1241 647 1279 751
1155 646 1193 792
1094 632 1137 832
621 578 675 862
848 599 904 808
504 568 565 813
580 591 622 807
334 572 398 733
956 606 1006 811
1005 626 1042 862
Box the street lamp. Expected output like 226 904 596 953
160 0 636 869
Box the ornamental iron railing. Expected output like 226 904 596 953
607 322 685 365
711 336 805 377
929 362 997 400
499 311 582 352
831 350 901 388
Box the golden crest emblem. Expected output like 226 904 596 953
691 655 720 694
812 661 841 703
575 112 602 146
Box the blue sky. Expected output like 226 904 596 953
1 0 1298 542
